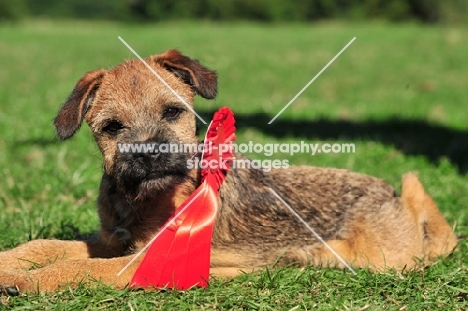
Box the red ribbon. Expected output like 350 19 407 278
130 107 236 290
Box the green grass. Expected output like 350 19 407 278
1 20 468 310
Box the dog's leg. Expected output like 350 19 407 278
401 173 457 260
0 255 141 293
0 240 92 270
0 239 120 271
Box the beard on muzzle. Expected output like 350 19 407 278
113 151 193 200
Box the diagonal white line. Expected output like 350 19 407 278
268 37 356 124
117 184 207 276
268 187 357 275
118 36 207 125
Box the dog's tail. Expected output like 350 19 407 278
401 173 457 260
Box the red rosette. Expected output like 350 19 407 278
201 107 236 191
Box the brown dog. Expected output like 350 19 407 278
0 50 457 295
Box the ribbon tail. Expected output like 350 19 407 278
130 186 206 288
182 186 219 288
157 189 207 289
130 224 177 287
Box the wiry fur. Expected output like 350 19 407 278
0 50 457 294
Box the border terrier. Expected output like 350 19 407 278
0 50 457 294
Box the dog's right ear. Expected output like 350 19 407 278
54 69 106 140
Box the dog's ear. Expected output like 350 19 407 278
150 50 217 99
54 69 106 140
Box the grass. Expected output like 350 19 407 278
0 19 468 309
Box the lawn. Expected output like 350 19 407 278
0 20 467 310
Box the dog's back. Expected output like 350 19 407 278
212 163 457 273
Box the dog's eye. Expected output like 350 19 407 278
163 107 182 121
102 121 124 135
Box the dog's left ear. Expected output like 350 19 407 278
150 50 217 99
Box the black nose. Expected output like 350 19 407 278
133 151 160 165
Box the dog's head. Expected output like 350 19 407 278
54 50 217 197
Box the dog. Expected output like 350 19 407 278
0 49 457 295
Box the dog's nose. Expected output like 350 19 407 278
133 152 160 165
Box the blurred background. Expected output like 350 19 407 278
1 0 467 24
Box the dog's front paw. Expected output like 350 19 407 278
0 270 33 296
0 285 20 296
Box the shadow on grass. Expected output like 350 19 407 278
17 138 58 144
198 110 468 174
8 138 59 149
13 113 468 174
33 222 94 241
